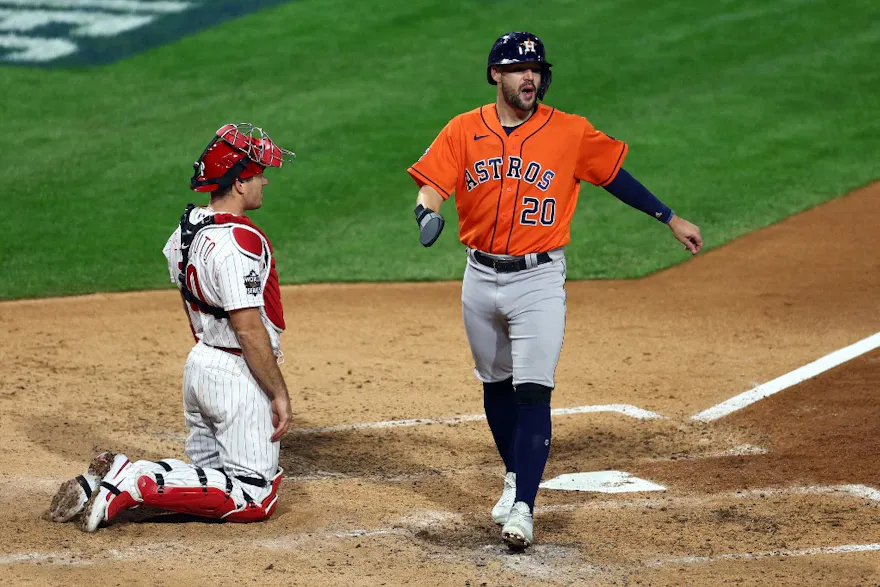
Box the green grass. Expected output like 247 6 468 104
2 0 879 299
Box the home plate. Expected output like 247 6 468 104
540 471 666 493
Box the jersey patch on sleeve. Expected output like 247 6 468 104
243 269 262 296
232 227 264 260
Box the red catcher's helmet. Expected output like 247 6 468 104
191 123 295 192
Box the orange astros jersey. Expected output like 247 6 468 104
408 103 628 256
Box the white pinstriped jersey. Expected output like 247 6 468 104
163 206 284 351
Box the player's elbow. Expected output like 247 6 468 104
417 186 445 211
229 308 269 344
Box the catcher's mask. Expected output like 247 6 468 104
191 123 295 192
487 31 553 100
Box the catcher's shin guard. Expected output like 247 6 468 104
138 467 283 523
224 468 283 522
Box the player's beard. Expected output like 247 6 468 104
501 78 537 112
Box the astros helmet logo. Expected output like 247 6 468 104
520 39 536 54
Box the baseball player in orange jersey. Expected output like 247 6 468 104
408 32 702 549
48 123 296 531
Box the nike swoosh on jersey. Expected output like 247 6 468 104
473 134 490 141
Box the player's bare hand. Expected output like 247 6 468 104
270 394 293 442
668 215 703 255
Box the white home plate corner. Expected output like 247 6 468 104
540 471 666 493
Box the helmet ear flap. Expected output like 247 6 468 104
538 65 552 100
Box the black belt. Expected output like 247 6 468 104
473 250 552 273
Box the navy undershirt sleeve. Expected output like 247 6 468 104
603 168 674 224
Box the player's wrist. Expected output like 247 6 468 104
414 203 434 225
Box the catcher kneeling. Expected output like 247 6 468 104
48 122 296 531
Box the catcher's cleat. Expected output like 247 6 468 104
491 471 517 525
48 452 117 523
502 501 534 549
80 454 140 532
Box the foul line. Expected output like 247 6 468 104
692 332 880 422
291 404 662 435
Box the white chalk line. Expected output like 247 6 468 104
693 332 880 422
6 484 880 568
734 484 880 502
647 543 880 568
0 551 91 566
0 509 459 567
536 483 880 514
147 404 662 442
291 403 663 435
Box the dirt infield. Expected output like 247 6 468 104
1 184 879 586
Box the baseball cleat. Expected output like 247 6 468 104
48 452 117 523
80 453 140 533
491 471 516 525
501 501 534 549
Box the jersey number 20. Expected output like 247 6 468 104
520 196 556 226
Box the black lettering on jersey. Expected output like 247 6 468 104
474 160 490 183
523 161 541 184
487 157 503 179
506 156 523 179
537 169 556 191
465 169 479 192
244 269 261 296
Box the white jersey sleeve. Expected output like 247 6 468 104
163 227 183 285
215 244 266 312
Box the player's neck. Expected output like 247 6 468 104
208 195 246 216
496 97 535 127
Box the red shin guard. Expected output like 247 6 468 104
224 469 283 522
137 472 281 523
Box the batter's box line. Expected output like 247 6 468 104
692 331 880 422
290 404 664 435
535 483 880 514
645 542 880 568
734 484 880 502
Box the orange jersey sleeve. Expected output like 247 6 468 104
407 118 464 200
574 120 628 186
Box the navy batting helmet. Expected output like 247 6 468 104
487 31 553 100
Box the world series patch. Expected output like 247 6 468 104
243 270 261 296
